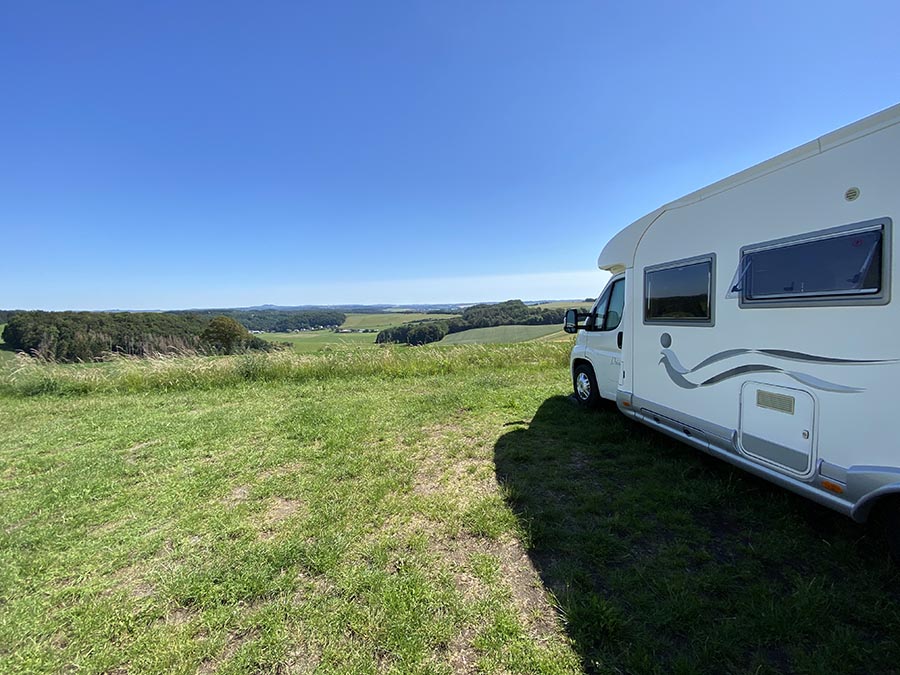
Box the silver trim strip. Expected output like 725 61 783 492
819 460 848 483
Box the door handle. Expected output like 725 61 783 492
617 331 623 349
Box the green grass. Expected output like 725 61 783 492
260 330 377 353
439 325 562 345
2 344 899 674
341 312 457 331
534 301 593 311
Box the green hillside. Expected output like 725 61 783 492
439 324 562 345
259 330 376 353
260 312 456 353
534 301 594 311
341 312 456 330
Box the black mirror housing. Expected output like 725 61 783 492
564 308 588 334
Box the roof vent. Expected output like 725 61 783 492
844 187 860 201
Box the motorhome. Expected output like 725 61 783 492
564 103 900 554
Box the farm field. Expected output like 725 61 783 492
439 325 562 345
2 343 899 674
341 312 457 331
534 301 593 311
260 330 377 353
262 313 462 353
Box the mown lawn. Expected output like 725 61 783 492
1 344 899 674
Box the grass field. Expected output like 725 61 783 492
261 313 462 353
534 301 593 311
439 325 563 346
260 330 377 353
266 317 565 353
2 344 900 674
341 313 457 331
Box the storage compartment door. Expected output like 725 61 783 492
739 382 815 476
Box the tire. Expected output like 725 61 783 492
884 498 900 562
573 363 600 408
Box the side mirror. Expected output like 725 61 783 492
564 308 588 334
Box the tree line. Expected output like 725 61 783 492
176 309 346 332
1 311 277 362
375 300 565 346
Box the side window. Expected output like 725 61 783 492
644 255 715 326
587 288 609 330
603 279 625 330
738 219 890 307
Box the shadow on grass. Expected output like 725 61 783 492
494 396 900 675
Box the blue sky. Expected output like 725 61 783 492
3 1 899 310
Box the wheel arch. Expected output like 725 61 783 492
851 483 900 522
571 357 593 377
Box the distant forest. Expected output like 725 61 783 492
178 309 345 332
2 311 212 361
0 308 345 361
376 300 565 346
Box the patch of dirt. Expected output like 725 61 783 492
446 626 478 675
495 537 559 640
124 440 158 464
291 571 335 604
265 497 302 524
429 530 562 642
257 460 306 481
258 497 304 540
411 423 496 502
283 642 322 674
223 485 250 506
198 630 256 675
109 563 155 599
429 533 492 603
158 606 194 626
87 519 126 538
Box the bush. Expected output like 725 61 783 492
200 316 251 355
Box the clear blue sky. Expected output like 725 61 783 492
3 1 899 310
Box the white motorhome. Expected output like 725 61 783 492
565 103 900 552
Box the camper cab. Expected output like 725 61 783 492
565 104 900 548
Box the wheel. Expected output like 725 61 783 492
573 363 600 408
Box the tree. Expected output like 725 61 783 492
201 316 250 354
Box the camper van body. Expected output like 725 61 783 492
567 104 900 524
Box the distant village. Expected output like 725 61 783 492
248 327 378 334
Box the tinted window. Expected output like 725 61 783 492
645 261 711 322
744 229 882 300
604 279 625 330
586 287 609 330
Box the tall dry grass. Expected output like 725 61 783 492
0 342 571 397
